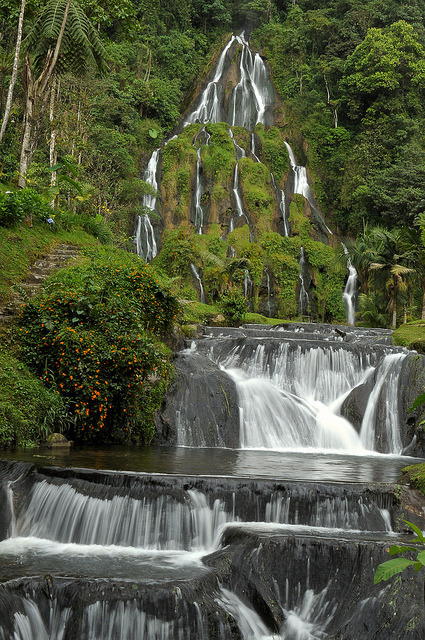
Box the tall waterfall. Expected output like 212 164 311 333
185 33 273 129
135 149 159 262
190 263 205 304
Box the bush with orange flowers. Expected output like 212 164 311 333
18 247 180 443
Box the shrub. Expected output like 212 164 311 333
18 247 180 443
221 291 248 326
0 352 68 446
0 188 51 227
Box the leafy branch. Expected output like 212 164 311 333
374 520 425 584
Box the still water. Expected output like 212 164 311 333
1 445 418 484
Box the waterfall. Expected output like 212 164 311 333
284 141 333 236
185 33 272 129
190 263 205 304
342 244 358 325
135 148 159 262
298 247 310 316
191 330 410 454
270 173 289 237
184 36 236 125
229 128 246 159
194 148 205 234
250 133 260 162
244 269 252 299
233 163 245 219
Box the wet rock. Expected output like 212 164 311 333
154 351 240 447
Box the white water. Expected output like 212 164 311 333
194 148 204 233
298 247 310 315
284 142 333 236
135 148 159 261
190 263 205 304
271 172 289 237
185 36 236 125
342 244 358 325
185 33 272 130
197 339 407 454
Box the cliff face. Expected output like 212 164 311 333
138 34 348 323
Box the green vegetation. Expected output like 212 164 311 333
403 463 425 495
0 348 68 446
18 247 179 444
374 520 425 584
393 322 425 354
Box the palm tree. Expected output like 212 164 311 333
367 227 415 329
18 0 107 186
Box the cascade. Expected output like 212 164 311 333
243 269 252 299
194 148 205 233
298 247 310 316
2 33 425 640
190 263 205 304
342 244 358 325
284 141 333 236
135 148 159 262
271 172 289 237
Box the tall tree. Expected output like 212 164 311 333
18 0 107 186
367 227 415 329
0 0 26 145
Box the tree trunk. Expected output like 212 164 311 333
422 287 425 320
391 281 398 330
0 0 26 145
18 0 71 184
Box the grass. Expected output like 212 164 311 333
393 322 425 354
0 224 102 305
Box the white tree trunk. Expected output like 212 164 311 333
0 0 26 145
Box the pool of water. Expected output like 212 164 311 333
1 445 420 484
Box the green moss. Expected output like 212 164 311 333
255 123 290 178
161 128 199 219
239 157 274 234
393 323 425 354
403 463 425 495
289 196 312 240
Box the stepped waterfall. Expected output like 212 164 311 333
2 33 425 640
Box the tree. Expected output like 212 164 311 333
0 0 26 145
367 227 415 329
18 0 107 187
340 20 425 119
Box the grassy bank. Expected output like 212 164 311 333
393 321 425 354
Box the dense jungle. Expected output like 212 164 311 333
2 0 425 447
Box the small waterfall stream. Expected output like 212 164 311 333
135 149 159 262
342 244 358 325
298 246 310 316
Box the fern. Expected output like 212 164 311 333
23 0 108 77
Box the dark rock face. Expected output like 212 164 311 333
154 351 240 447
205 526 425 640
340 370 376 432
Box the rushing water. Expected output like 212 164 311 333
1 30 425 640
135 149 159 261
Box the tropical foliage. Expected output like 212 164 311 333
18 247 180 443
